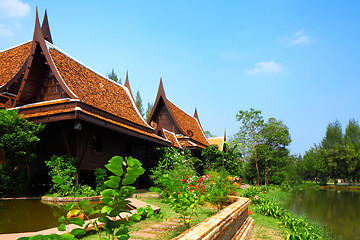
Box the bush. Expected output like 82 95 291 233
269 172 287 185
205 169 238 211
94 168 107 194
45 155 77 196
0 109 44 197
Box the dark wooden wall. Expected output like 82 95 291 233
152 99 181 135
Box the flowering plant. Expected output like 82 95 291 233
204 170 237 211
150 174 207 229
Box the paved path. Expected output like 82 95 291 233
129 219 181 240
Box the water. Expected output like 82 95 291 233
0 199 68 234
286 189 360 240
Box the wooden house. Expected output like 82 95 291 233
0 11 172 191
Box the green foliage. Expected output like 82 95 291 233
201 143 243 176
0 109 44 197
21 156 151 240
135 91 144 117
145 102 153 121
257 198 323 239
236 108 264 186
205 170 238 211
94 168 107 194
150 147 197 188
150 174 207 229
107 68 122 84
45 155 77 197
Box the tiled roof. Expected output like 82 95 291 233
0 42 31 86
166 100 210 147
48 47 151 129
162 129 182 149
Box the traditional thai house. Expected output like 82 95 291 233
0 11 172 192
147 79 210 155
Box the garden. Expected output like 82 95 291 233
2 108 357 239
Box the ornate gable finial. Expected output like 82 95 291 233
158 77 166 99
124 71 134 100
194 107 199 121
41 9 53 44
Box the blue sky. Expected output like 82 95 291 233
1 0 360 155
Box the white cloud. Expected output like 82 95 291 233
247 60 283 74
291 30 311 45
0 0 30 18
0 23 12 36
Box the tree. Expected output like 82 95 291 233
145 102 153 121
0 109 44 197
258 118 291 185
321 120 345 185
344 119 360 184
204 131 215 138
107 68 122 84
135 91 144 117
235 109 264 186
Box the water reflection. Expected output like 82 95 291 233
287 190 360 240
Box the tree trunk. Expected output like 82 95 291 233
253 145 260 186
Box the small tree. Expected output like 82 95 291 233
145 102 153 121
0 109 44 197
107 68 122 84
135 91 144 117
236 109 264 186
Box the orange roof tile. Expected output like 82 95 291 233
162 129 182 149
0 42 31 86
166 100 210 147
48 47 151 129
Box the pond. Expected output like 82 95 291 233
286 189 360 240
0 199 105 234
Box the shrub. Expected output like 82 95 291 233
0 109 44 197
205 169 237 211
45 155 77 196
94 168 107 194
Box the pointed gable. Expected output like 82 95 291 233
148 79 210 149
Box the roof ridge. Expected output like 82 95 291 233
0 40 32 54
46 41 153 129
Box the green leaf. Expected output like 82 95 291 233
79 199 89 207
127 156 135 167
88 207 95 215
57 223 66 231
58 216 66 223
52 175 63 184
131 213 142 221
137 207 145 216
105 176 121 189
115 228 129 236
65 202 75 211
61 233 76 240
17 238 29 240
105 156 124 176
101 205 113 215
145 205 154 217
70 228 86 236
98 216 109 223
69 217 85 227
60 185 70 191
101 189 114 197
